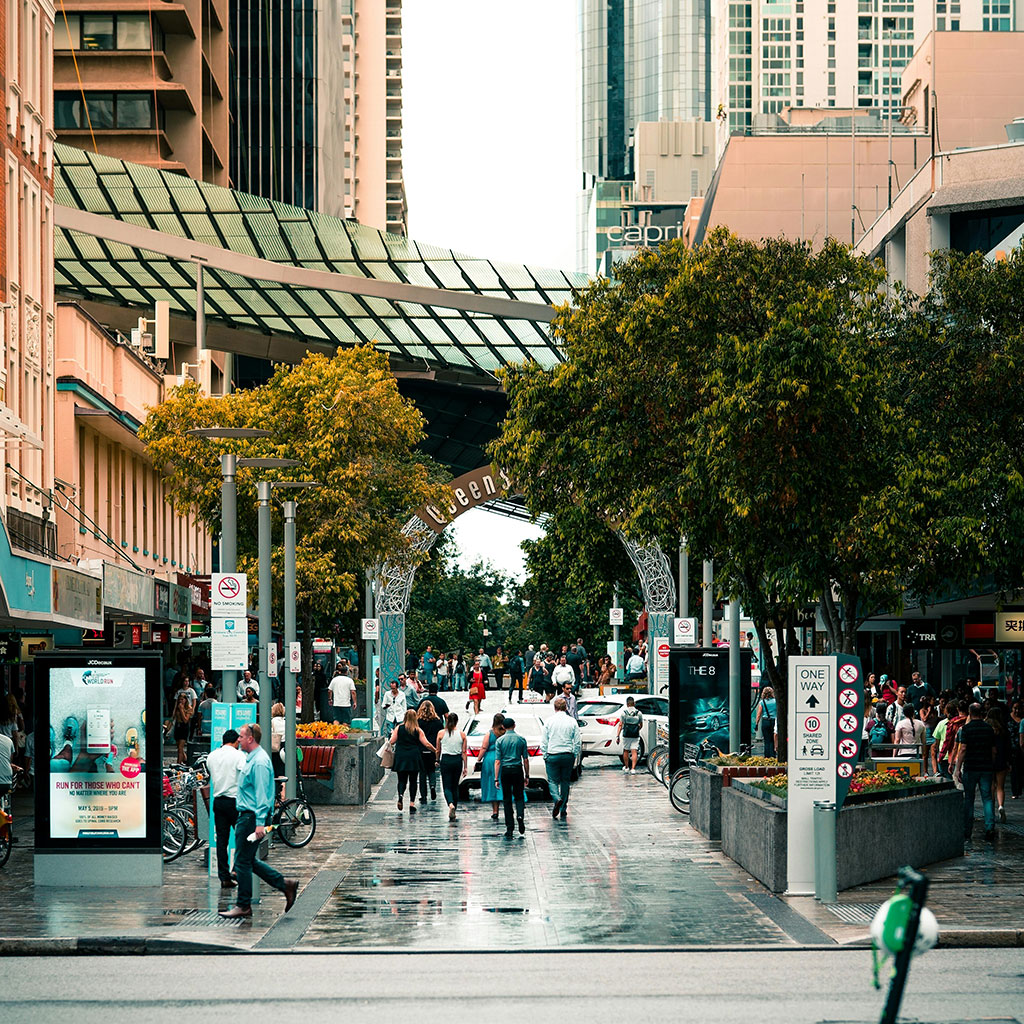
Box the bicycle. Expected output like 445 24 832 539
668 740 753 814
0 766 23 867
648 744 671 785
271 750 316 849
163 763 208 859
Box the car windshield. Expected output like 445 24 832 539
577 702 621 717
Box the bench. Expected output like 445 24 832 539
299 745 335 780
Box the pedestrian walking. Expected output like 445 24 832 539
560 680 579 721
417 701 443 803
206 729 246 889
389 709 436 813
478 648 492 685
596 654 615 696
219 723 300 918
170 687 194 764
616 697 644 773
437 712 468 821
468 666 486 715
893 704 926 759
508 650 525 703
527 656 548 698
755 687 777 758
495 716 529 838
453 652 467 691
478 713 505 820
328 666 358 725
1010 701 1024 799
381 679 407 734
542 697 581 820
422 646 437 686
421 682 449 719
987 708 1011 823
492 646 506 692
953 703 997 840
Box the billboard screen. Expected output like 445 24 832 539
667 647 752 774
35 651 162 849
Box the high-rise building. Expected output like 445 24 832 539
52 1 230 185
230 0 406 234
714 0 1023 137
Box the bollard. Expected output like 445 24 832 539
813 801 838 903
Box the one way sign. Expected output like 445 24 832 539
794 660 833 712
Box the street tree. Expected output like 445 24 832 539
140 346 438 718
493 230 928 750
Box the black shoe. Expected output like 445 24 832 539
431 788 436 800
504 831 513 839
559 809 567 819
518 815 525 835
220 878 237 889
552 800 561 819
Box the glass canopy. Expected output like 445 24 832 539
53 144 588 376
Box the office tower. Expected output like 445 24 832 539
52 1 230 185
230 0 406 234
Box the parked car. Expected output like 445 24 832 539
576 695 669 760
459 706 582 799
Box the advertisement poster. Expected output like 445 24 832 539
667 648 752 774
47 664 148 839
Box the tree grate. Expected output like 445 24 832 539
163 909 247 928
823 902 883 925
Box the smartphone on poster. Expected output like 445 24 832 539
87 706 111 753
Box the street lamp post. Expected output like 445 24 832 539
238 457 301 756
186 427 271 702
272 481 319 799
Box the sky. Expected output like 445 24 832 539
402 1 578 580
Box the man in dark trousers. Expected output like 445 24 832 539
220 723 301 918
205 729 246 888
495 716 529 838
954 702 997 840
507 650 525 703
422 682 449 719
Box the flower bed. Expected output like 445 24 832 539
296 722 349 740
744 768 935 806
690 762 787 840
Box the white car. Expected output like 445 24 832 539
576 695 669 760
460 705 582 799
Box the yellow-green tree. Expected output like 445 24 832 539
140 346 438 717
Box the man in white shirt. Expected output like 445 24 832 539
328 669 358 725
236 670 255 702
381 680 407 733
551 655 576 693
206 729 247 888
625 649 647 681
0 731 14 794
541 697 582 820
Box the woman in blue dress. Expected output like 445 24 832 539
478 713 505 819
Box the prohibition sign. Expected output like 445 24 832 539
837 762 854 778
805 716 821 732
838 713 859 734
218 576 241 601
838 738 858 758
839 663 860 685
839 688 859 709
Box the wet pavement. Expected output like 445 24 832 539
2 687 1022 951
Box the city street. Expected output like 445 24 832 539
3 949 1022 1024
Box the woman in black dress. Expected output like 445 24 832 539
417 701 444 802
390 708 437 813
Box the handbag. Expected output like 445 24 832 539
377 740 395 768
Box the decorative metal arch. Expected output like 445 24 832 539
374 515 441 615
616 533 678 615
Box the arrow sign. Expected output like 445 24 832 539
805 694 820 708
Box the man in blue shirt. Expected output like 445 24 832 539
219 723 300 919
495 717 530 838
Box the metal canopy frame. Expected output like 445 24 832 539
53 144 587 378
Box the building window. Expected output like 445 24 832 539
56 13 158 51
54 92 156 130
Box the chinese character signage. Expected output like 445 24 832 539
995 613 1024 643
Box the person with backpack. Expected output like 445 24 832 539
868 700 893 756
616 697 644 774
755 686 777 758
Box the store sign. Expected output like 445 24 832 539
170 584 192 624
103 563 155 618
36 652 161 848
0 633 20 663
151 626 169 645
176 573 211 618
901 619 938 648
154 580 170 619
418 464 515 533
51 567 103 629
995 612 1024 643
211 618 248 671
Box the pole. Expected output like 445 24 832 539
283 499 297 800
825 132 830 239
801 172 805 239
888 29 894 208
728 597 741 751
813 801 838 902
702 560 714 648
612 586 620 645
364 577 374 723
257 480 272 756
196 261 205 391
220 453 238 702
679 536 689 618
851 95 856 245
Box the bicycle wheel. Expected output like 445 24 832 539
275 799 316 848
653 749 671 785
177 805 202 854
162 809 187 862
647 744 666 778
669 767 691 814
0 824 11 867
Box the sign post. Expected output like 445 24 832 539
211 573 247 701
786 654 863 895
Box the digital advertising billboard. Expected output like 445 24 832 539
35 650 162 850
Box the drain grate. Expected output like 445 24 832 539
824 902 883 925
164 909 247 928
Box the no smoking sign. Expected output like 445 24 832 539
218 577 240 600
211 572 247 615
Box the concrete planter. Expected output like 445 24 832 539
690 764 785 840
297 735 385 805
721 781 963 893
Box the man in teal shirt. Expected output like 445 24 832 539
220 723 300 918
494 717 530 838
